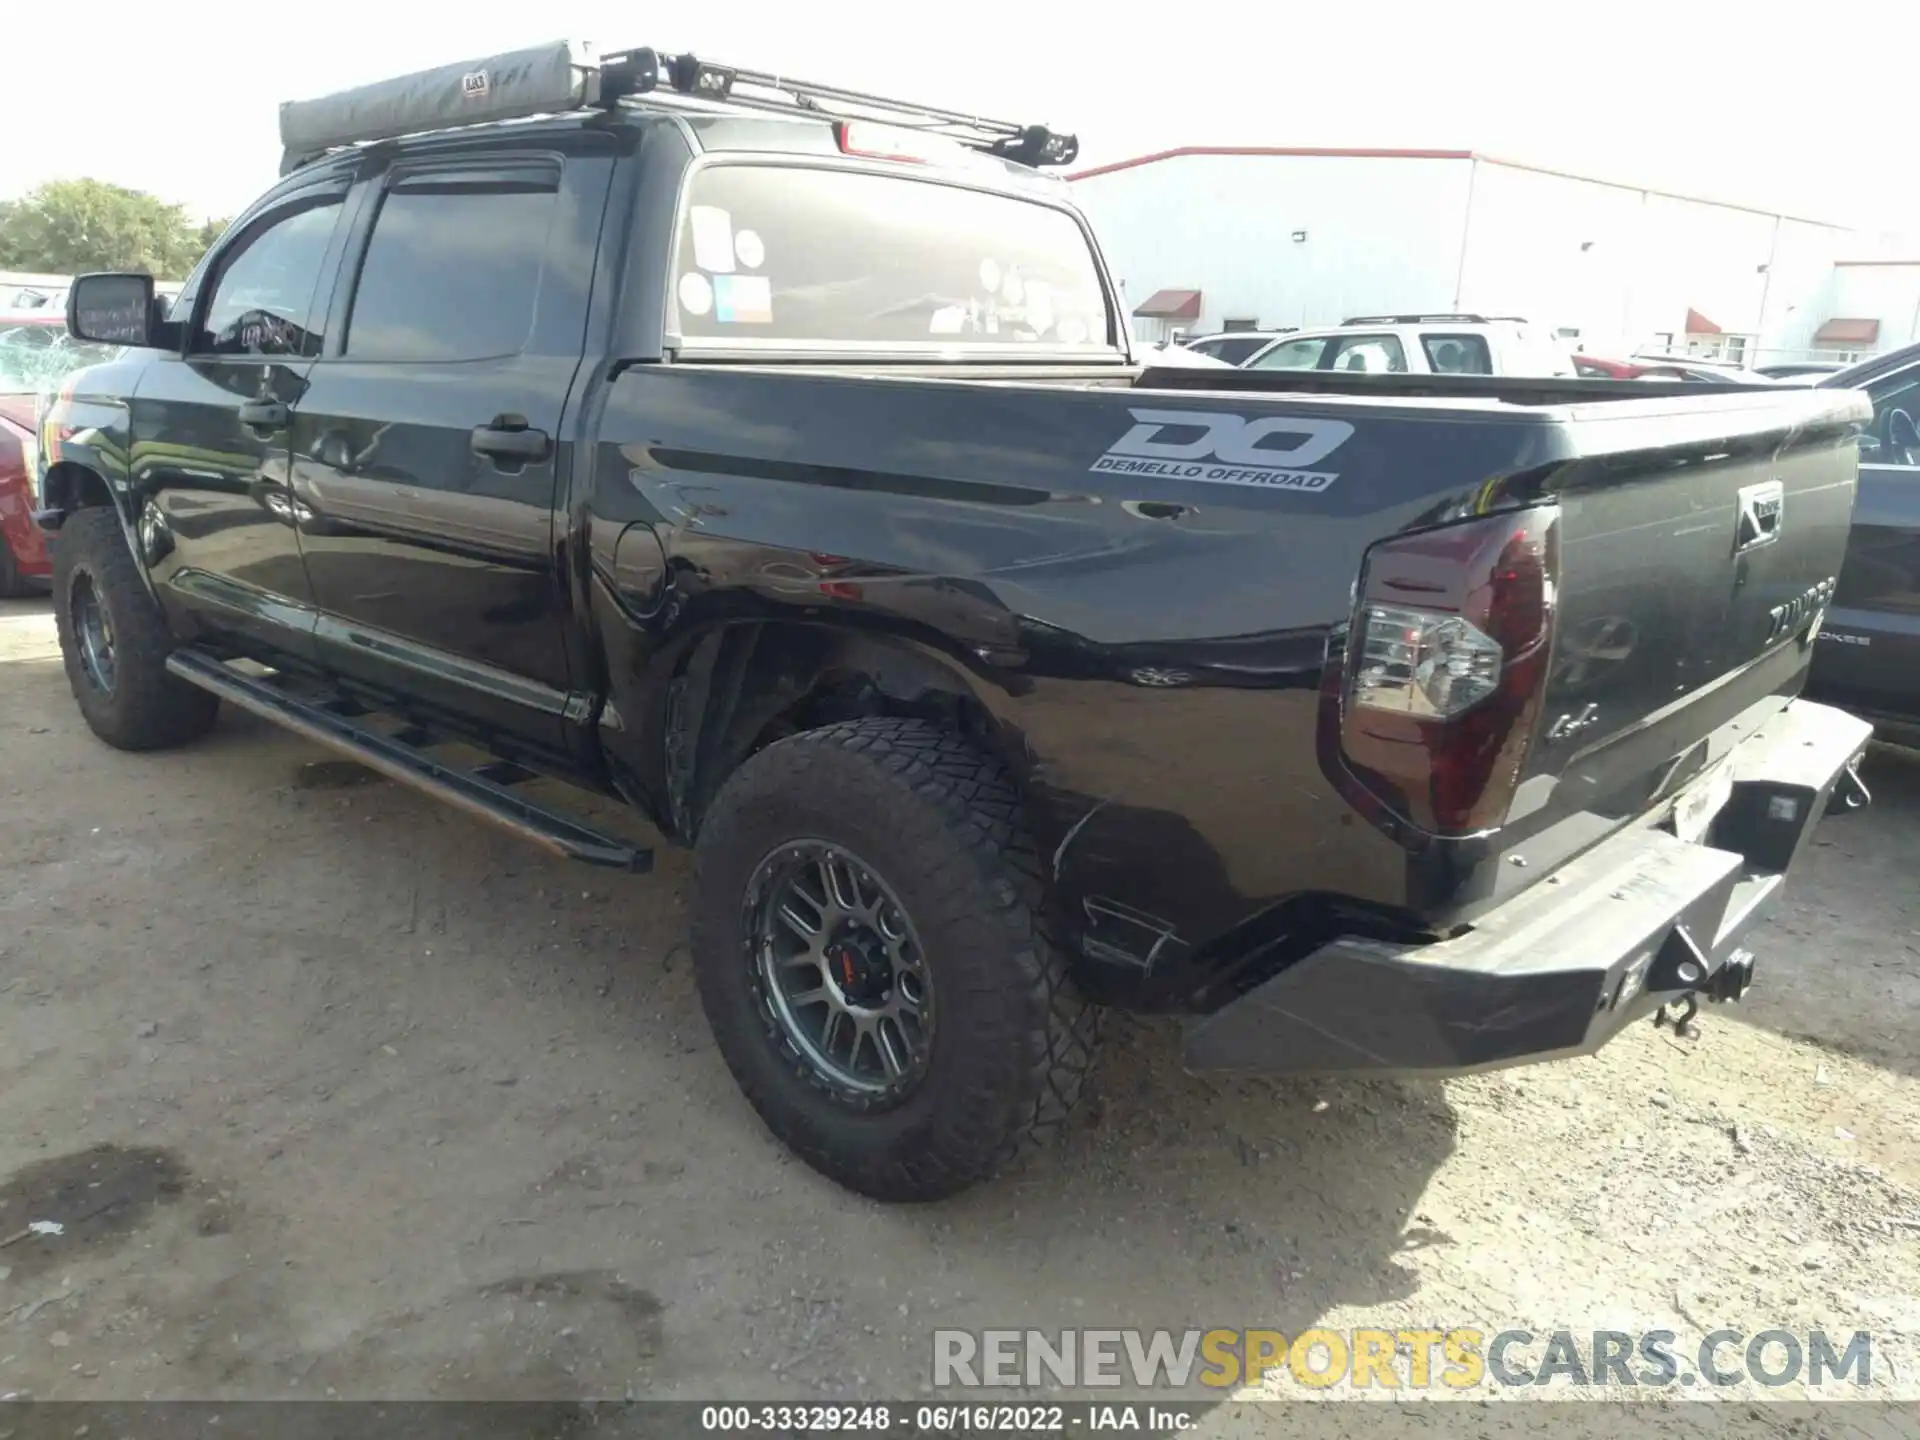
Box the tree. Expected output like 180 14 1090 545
0 179 209 280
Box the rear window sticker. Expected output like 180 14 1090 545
734 229 766 269
689 206 736 273
677 271 714 317
929 305 966 336
714 274 773 324
978 257 1002 293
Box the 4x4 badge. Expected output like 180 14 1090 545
1734 480 1784 554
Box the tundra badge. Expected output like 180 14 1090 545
1766 576 1836 644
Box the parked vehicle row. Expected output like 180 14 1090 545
1182 314 1578 377
1806 341 1920 733
1184 327 1852 386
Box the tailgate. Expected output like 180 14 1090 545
1516 389 1868 828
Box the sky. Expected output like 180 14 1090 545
6 0 1918 243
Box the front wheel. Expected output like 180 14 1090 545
51 508 219 751
691 718 1098 1202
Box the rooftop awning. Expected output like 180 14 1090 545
1812 317 1880 346
1133 288 1202 320
1684 307 1721 335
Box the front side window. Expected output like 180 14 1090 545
1865 368 1920 470
197 196 343 358
345 170 559 362
670 164 1112 353
1249 336 1329 370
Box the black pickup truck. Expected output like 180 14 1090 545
38 41 1876 1201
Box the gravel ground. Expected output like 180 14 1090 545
2 595 1917 1424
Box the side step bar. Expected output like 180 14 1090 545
167 651 652 872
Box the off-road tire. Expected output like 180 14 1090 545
51 508 219 751
691 717 1099 1201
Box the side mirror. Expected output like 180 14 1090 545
66 273 159 347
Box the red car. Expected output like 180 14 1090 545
1572 353 1781 384
0 316 119 595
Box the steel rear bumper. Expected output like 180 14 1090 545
1183 699 1873 1077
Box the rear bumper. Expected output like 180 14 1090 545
1183 698 1872 1077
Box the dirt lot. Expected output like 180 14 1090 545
2 594 1918 1419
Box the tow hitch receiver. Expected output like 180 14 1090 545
1654 945 1756 1039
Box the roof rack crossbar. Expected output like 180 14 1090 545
596 47 1079 167
1340 312 1501 325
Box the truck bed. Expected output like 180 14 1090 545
593 361 1869 1002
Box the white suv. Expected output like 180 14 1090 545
1237 314 1577 378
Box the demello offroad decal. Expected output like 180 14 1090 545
1091 409 1356 492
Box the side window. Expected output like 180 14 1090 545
1324 334 1408 373
344 169 559 362
1423 333 1493 374
196 196 343 358
1864 368 1920 469
1250 336 1329 370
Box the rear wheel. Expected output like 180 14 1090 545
51 508 219 750
691 717 1098 1202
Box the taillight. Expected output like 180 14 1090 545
1327 507 1559 837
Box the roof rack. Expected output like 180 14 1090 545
279 39 1078 175
1339 312 1531 326
600 48 1078 168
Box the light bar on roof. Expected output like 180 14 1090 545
279 39 598 160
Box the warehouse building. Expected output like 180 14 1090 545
1069 147 1919 366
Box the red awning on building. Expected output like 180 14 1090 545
1684 307 1721 335
1812 317 1880 346
1133 288 1202 321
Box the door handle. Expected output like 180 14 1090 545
470 417 551 465
238 399 289 434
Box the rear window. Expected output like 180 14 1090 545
670 163 1112 354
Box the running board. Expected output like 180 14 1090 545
166 651 652 872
